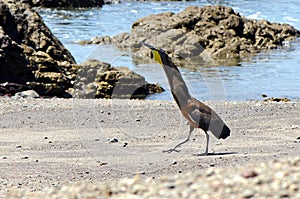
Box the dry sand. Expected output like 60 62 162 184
0 97 299 198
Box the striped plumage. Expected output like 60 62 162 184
143 42 230 155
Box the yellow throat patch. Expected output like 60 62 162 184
151 50 163 65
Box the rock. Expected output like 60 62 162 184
0 0 77 97
242 189 255 198
69 59 164 99
77 36 112 45
15 90 39 98
29 0 104 8
263 97 291 102
103 0 120 4
241 170 258 178
108 5 299 64
0 82 32 97
107 137 118 143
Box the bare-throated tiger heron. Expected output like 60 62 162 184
143 42 230 155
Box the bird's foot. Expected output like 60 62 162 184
162 148 180 153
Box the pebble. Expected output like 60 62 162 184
241 170 258 178
171 161 177 165
14 90 39 98
10 157 300 199
107 138 118 143
242 189 255 198
97 161 108 166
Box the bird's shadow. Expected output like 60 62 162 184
193 152 237 157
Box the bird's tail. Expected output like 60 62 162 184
219 124 230 139
208 111 231 139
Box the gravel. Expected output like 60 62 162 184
7 157 300 198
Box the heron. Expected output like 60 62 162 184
143 42 230 155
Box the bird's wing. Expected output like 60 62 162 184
185 98 229 139
184 98 212 131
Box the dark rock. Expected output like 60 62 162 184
29 0 104 8
0 82 31 97
263 97 291 102
69 59 164 99
109 5 299 64
0 0 78 97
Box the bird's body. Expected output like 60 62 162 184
143 42 230 155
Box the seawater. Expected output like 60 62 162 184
38 0 300 101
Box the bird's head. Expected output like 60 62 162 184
142 42 168 65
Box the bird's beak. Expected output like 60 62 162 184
142 42 163 65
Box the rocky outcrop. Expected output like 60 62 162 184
69 60 164 99
29 0 104 8
0 0 163 99
0 0 78 97
108 6 300 61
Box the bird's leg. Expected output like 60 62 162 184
204 131 209 155
163 125 194 153
195 131 210 156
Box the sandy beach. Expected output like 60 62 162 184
0 97 299 198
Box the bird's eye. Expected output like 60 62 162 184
150 52 154 59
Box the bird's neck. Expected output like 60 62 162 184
161 64 191 108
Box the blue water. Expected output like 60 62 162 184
38 0 300 101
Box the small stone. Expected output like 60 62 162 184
261 94 268 98
205 168 215 177
22 156 29 159
291 125 298 130
15 90 39 98
107 138 118 143
123 142 128 147
97 161 108 166
44 136 48 139
242 189 255 198
95 138 100 142
172 161 177 165
241 170 258 178
16 145 22 148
